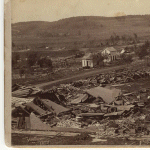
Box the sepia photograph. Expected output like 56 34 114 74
5 0 150 147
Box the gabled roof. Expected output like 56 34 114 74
104 47 117 52
25 102 48 116
40 99 71 115
71 94 88 104
85 87 122 104
82 53 93 60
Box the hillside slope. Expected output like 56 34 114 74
12 15 150 48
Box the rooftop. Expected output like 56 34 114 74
104 47 117 52
85 86 122 104
82 53 93 60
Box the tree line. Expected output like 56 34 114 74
12 52 53 77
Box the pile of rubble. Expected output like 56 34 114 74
71 68 150 88
12 84 41 98
57 119 82 128
11 67 150 140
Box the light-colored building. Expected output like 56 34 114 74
101 47 118 62
120 49 126 54
82 53 94 68
82 53 96 68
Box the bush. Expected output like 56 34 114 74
37 57 53 68
120 53 133 64
27 52 38 67
136 41 149 59
19 68 25 78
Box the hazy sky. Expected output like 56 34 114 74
11 0 150 23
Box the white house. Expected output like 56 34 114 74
101 47 118 62
82 53 95 68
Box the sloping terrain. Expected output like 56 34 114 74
12 15 150 48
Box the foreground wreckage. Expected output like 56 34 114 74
12 86 149 132
12 68 150 139
12 96 72 130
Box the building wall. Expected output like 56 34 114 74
102 50 117 62
103 55 117 63
82 59 93 67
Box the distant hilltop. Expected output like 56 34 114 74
12 15 150 38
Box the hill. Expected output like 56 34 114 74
12 15 150 49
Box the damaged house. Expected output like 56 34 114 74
12 97 71 131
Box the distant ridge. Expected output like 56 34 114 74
12 15 150 37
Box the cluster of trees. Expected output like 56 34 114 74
120 53 133 66
37 57 53 68
12 53 20 67
27 52 39 67
12 52 53 76
135 40 149 59
12 42 30 50
93 53 105 66
108 33 139 46
27 52 53 69
109 33 120 45
81 33 140 48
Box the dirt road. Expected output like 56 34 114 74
35 65 127 89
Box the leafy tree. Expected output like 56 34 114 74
110 35 115 45
12 58 16 68
89 40 95 47
120 53 133 66
12 53 20 68
45 58 53 68
37 57 53 68
27 52 38 67
37 58 45 68
115 35 120 41
19 68 25 78
93 53 104 66
134 33 138 40
121 35 126 42
144 40 149 48
136 45 148 59
106 41 109 46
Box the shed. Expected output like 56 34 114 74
85 87 122 104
